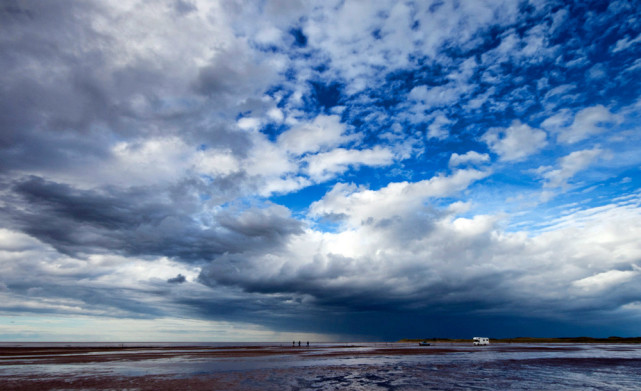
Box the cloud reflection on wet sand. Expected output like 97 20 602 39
1 343 640 390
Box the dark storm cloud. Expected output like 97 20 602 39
173 0 197 15
1 0 640 342
0 0 153 173
193 46 280 100
195 204 513 319
197 250 515 314
0 1 122 132
2 176 303 261
0 0 264 177
167 274 186 284
0 0 313 337
184 271 615 341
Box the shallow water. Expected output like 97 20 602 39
1 343 640 390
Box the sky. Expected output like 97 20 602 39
1 0 641 342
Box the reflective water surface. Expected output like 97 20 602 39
1 342 640 390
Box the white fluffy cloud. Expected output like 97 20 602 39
304 147 394 182
482 121 547 162
537 147 603 189
542 105 622 144
202 182 641 322
573 269 639 292
449 151 490 167
301 0 520 95
427 114 453 140
277 115 357 155
310 168 489 228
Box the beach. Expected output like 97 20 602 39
1 342 640 390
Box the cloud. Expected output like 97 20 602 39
587 64 607 80
409 83 470 109
612 32 641 53
198 189 641 333
304 147 394 182
309 169 489 229
173 0 197 15
277 115 356 155
481 121 547 162
466 87 495 110
1 176 303 261
573 269 639 292
0 229 201 320
167 274 187 284
299 0 521 97
449 151 490 168
1 0 641 340
544 84 576 98
536 147 603 189
427 114 453 140
542 105 622 144
480 21 558 68
193 42 282 99
0 315 325 342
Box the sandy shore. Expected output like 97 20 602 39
2 344 639 390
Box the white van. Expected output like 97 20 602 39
473 337 489 346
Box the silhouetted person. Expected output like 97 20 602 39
292 341 295 347
298 341 301 347
307 341 309 347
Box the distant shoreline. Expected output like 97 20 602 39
399 336 641 343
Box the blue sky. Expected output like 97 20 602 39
1 0 640 341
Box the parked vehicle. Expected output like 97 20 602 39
473 337 489 346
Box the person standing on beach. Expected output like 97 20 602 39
298 341 301 347
292 341 295 347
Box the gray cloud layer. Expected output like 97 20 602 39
1 0 641 340
3 176 303 261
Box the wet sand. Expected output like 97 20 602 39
1 343 640 390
